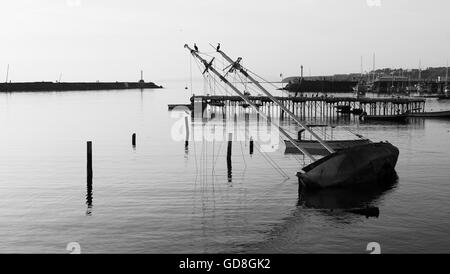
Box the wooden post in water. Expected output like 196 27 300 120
227 133 233 181
184 116 189 148
86 141 93 215
132 133 136 147
249 136 254 155
227 133 233 162
87 141 93 183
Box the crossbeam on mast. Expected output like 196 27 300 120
184 44 317 162
216 49 335 154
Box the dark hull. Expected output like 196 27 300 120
407 110 450 118
297 142 399 189
361 114 408 122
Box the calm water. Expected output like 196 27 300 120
0 83 449 253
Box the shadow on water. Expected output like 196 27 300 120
298 172 399 218
86 173 93 216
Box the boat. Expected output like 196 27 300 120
186 44 400 190
353 82 368 98
350 108 364 115
242 102 262 108
209 101 225 107
297 142 399 189
360 112 408 122
285 138 372 156
407 110 450 118
437 63 449 100
335 105 351 114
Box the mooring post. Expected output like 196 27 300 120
227 133 233 162
132 133 136 147
184 116 189 148
249 137 254 155
86 141 93 215
87 141 93 182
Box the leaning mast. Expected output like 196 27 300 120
216 48 335 154
184 44 317 161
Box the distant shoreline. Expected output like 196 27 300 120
0 81 163 92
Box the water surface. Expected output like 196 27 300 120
0 84 449 253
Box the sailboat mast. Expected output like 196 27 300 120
217 49 335 154
184 44 317 161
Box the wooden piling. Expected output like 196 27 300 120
86 140 93 214
227 133 232 180
227 133 233 162
184 116 189 148
249 137 254 155
87 141 93 181
132 133 136 147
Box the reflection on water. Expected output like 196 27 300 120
298 173 399 218
86 175 93 216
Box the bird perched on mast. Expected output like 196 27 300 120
194 43 199 52
216 43 221 52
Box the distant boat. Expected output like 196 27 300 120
437 93 450 100
440 62 449 99
405 85 417 93
209 101 225 107
416 83 431 94
242 102 262 108
407 110 450 118
353 82 368 98
285 138 372 156
360 112 408 122
335 105 352 114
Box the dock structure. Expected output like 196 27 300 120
189 95 425 118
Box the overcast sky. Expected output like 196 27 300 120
0 0 449 83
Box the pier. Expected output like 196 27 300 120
188 95 425 118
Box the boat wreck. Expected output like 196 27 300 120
185 44 400 190
297 142 399 189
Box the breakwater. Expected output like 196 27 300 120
0 81 163 92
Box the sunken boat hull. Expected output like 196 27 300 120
297 142 399 189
